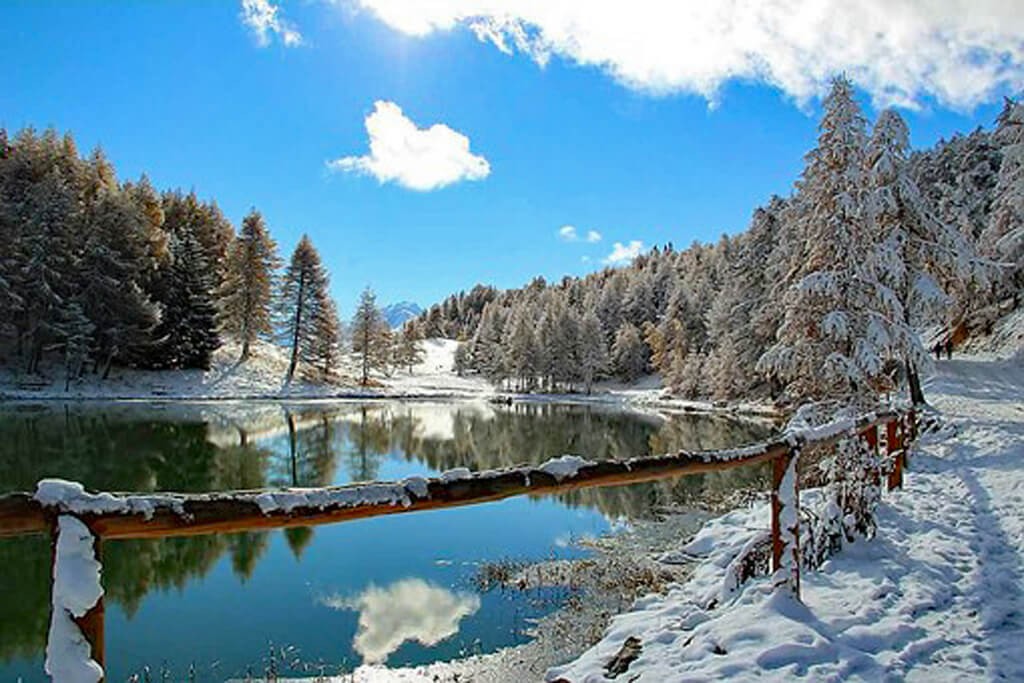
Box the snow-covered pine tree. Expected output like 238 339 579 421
18 167 79 374
672 349 706 399
704 290 743 399
578 309 609 394
622 273 657 327
78 187 160 376
350 286 389 385
981 99 1024 292
218 209 281 360
707 201 784 399
534 292 577 391
279 235 330 383
61 301 93 391
596 271 628 345
163 228 221 369
470 301 507 386
611 321 647 382
758 76 890 405
504 303 539 390
866 108 989 404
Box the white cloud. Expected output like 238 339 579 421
603 240 645 265
559 225 602 243
240 0 302 47
328 101 490 191
320 578 480 664
347 0 1024 109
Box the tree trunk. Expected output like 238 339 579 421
240 338 250 362
101 350 115 380
361 325 369 385
905 359 925 406
287 411 298 486
286 273 306 384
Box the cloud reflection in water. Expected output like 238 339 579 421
320 578 481 664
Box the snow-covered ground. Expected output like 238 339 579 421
0 336 780 420
377 338 492 398
0 338 493 401
545 356 1024 682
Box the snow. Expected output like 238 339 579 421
547 355 1024 681
539 455 594 481
46 516 104 683
0 337 781 423
34 479 185 519
0 338 493 402
438 467 471 482
252 481 420 514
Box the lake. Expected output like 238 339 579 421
0 400 772 681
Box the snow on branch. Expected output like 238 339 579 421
35 479 187 519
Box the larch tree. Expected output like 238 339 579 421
309 290 341 380
396 321 425 374
866 109 988 404
981 99 1024 292
470 302 507 385
219 209 281 361
758 76 891 405
504 304 539 390
279 235 331 383
351 286 389 385
577 310 609 394
611 322 647 382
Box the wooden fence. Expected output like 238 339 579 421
0 408 915 680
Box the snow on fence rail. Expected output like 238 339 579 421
0 408 915 682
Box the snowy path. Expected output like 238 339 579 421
547 357 1024 682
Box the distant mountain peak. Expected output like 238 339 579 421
381 301 423 328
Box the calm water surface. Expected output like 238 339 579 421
0 401 771 681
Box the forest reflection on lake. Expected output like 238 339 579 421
0 400 772 681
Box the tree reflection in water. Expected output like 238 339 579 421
0 401 772 665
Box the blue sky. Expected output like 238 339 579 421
2 1 1019 315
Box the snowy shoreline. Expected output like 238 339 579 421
0 338 783 421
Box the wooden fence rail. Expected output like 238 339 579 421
0 408 915 681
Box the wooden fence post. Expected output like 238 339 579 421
886 419 903 491
770 448 801 598
863 425 880 487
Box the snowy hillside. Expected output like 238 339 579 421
381 338 492 397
